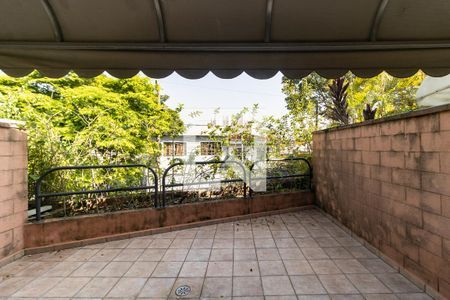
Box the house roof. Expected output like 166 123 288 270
1 0 450 79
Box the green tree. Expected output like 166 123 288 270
0 71 184 200
282 71 425 148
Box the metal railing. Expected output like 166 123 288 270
161 160 247 207
35 164 158 221
34 157 312 221
249 157 312 197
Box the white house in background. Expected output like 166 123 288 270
159 124 245 169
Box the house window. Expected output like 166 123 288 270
200 142 221 156
163 142 186 156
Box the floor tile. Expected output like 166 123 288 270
275 238 298 248
124 261 157 277
318 274 359 294
232 276 263 296
261 275 295 295
323 247 353 259
97 261 133 277
179 261 208 277
210 248 233 261
148 238 173 248
302 247 329 260
206 261 233 277
106 277 147 297
358 259 396 273
138 277 176 298
169 238 193 249
285 260 314 275
290 275 327 294
138 248 166 261
212 238 234 248
259 260 286 275
234 261 260 276
152 261 183 277
76 277 119 297
12 276 64 297
44 277 90 297
347 273 391 293
0 277 34 297
43 261 83 277
186 248 211 261
309 260 342 274
256 248 281 261
71 261 108 277
254 238 276 248
234 238 255 249
113 248 144 261
375 273 421 293
202 277 232 298
89 249 121 261
334 259 369 274
279 247 305 260
161 248 189 262
192 238 214 248
234 248 257 261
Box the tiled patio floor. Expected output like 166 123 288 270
0 208 433 299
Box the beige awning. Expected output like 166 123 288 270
1 0 450 79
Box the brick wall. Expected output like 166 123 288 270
313 105 450 299
0 121 27 263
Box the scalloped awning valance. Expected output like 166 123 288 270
1 0 450 79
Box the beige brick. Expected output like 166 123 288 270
12 142 27 156
0 230 13 249
440 153 450 175
354 163 370 178
0 141 13 156
347 151 362 163
341 138 354 150
380 152 404 168
422 172 450 196
419 248 450 280
355 137 370 151
370 165 392 182
391 200 422 227
381 120 405 135
0 200 14 218
418 114 440 132
361 124 380 137
391 231 419 261
0 171 13 187
421 131 450 152
362 151 380 165
13 169 27 184
442 195 450 218
0 213 25 231
423 211 450 240
406 225 442 257
405 118 420 134
381 182 405 202
392 169 421 189
0 185 16 202
444 239 450 261
0 128 10 141
441 110 450 131
370 136 391 151
391 134 420 152
420 152 440 173
405 188 441 214
405 152 420 170
14 197 28 214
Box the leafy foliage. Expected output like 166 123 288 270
325 78 350 125
0 71 184 202
282 71 425 150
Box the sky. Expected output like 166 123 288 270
157 72 288 125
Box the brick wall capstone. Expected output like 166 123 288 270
313 104 450 299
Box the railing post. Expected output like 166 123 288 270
35 180 42 221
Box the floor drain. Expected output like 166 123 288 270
175 285 191 297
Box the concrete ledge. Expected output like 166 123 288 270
314 103 450 134
24 205 314 255
24 191 313 251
